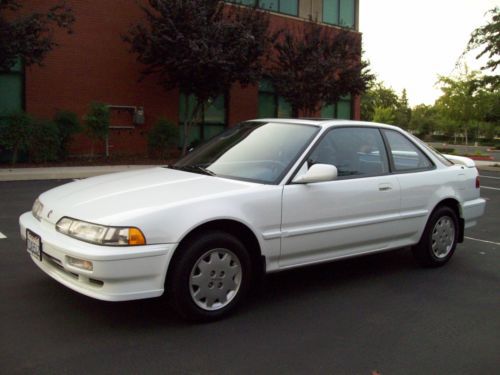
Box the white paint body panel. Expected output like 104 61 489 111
19 120 486 301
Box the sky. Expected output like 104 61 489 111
359 0 499 106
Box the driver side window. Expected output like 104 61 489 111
308 127 389 179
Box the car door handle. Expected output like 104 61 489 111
378 183 392 191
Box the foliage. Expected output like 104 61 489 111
0 111 33 164
372 107 395 124
268 21 374 117
125 0 273 154
394 89 412 129
0 0 74 70
53 110 81 159
435 147 455 154
29 119 60 163
430 69 500 143
409 104 440 138
361 81 411 127
463 7 499 73
84 102 110 157
148 118 179 159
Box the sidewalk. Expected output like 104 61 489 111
1 160 498 181
0 165 159 181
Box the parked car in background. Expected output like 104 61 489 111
20 119 486 321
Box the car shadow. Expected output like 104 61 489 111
36 247 419 328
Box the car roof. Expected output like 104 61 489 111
249 118 403 132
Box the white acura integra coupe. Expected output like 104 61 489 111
20 119 485 321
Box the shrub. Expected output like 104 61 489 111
53 110 81 159
148 118 179 159
0 112 34 164
435 147 455 154
29 119 60 163
84 102 110 157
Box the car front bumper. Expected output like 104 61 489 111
19 212 177 301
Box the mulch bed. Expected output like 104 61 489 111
0 156 173 169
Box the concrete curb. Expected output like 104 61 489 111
0 165 160 181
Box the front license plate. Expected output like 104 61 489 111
27 229 42 261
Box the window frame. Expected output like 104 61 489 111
228 0 299 17
321 96 353 119
288 125 392 184
380 129 436 174
258 80 292 118
178 93 228 144
322 0 356 29
0 59 25 118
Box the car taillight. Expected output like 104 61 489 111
476 176 480 189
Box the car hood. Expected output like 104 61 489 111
38 167 259 225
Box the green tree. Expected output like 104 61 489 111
435 70 485 144
29 119 60 163
462 7 499 88
395 89 412 129
53 110 81 159
372 106 395 124
148 118 179 160
361 81 398 121
84 102 110 158
0 111 33 164
269 21 373 117
0 0 74 71
125 0 273 155
409 104 439 138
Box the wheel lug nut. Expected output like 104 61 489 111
218 282 223 288
220 271 225 277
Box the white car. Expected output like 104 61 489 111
20 119 486 321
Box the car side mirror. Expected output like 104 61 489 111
293 164 338 184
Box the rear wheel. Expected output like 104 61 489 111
412 206 459 267
167 231 252 321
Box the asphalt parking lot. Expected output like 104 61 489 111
1 173 499 374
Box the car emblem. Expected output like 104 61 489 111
47 210 53 219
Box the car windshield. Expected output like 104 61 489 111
171 121 320 184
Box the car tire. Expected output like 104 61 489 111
412 206 459 267
167 231 252 322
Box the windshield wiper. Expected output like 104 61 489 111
191 165 216 176
167 165 216 176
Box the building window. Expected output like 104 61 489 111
258 80 292 118
321 95 352 119
323 0 355 28
179 94 226 145
229 0 298 17
0 59 24 118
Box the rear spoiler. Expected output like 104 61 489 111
443 154 476 168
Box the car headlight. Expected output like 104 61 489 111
32 198 44 221
56 217 146 246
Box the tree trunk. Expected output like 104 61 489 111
181 98 204 156
11 143 19 165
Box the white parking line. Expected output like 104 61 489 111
480 175 500 180
482 186 500 191
465 236 500 246
0 232 6 239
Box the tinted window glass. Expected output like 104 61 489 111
175 122 319 184
383 130 433 171
308 127 389 178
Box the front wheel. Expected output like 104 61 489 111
167 231 252 321
412 206 459 267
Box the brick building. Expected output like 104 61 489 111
0 0 361 157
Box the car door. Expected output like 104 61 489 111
381 129 443 243
280 127 402 268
